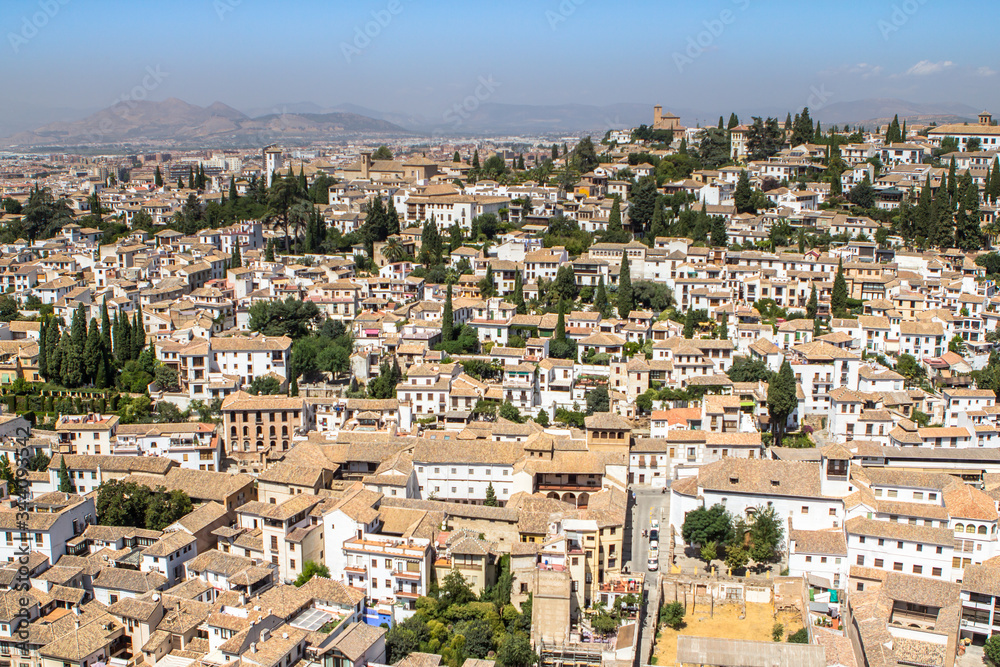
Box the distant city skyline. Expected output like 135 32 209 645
1 0 997 135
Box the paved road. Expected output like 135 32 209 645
627 485 671 666
628 486 671 573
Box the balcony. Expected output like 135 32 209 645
395 589 421 599
392 570 422 581
344 565 367 575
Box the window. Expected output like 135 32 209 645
805 556 812 563
887 489 898 498
856 555 865 566
801 506 809 514
290 559 296 569
829 508 837 516
874 559 884 568
893 562 903 571
913 565 922 574
932 567 942 577
937 546 943 554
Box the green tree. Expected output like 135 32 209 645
499 402 523 423
788 628 809 644
535 410 550 427
681 504 734 546
479 264 496 298
293 560 331 587
249 376 282 395
734 170 754 213
594 276 610 318
441 569 476 606
601 197 630 244
725 542 750 571
748 505 785 564
248 297 322 339
985 634 1000 666
144 488 194 530
806 284 818 320
617 255 633 318
442 284 454 342
660 601 685 630
372 145 393 160
831 259 848 316
512 269 526 315
767 360 797 447
495 632 537 667
553 265 577 303
700 540 718 564
154 166 163 187
718 318 728 340
585 386 609 415
484 482 499 507
848 173 875 209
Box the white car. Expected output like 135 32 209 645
650 517 659 530
647 556 658 571
649 539 659 551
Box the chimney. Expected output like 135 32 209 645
75 620 81 629
259 628 270 643
73 605 82 616
249 643 257 654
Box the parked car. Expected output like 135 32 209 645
647 555 658 571
649 539 659 551
649 529 659 542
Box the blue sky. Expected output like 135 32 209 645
0 0 996 128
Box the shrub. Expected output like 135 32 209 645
772 623 784 642
787 628 808 644
660 601 685 630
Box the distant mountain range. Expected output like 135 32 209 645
1 96 984 149
1 98 411 150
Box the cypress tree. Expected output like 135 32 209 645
47 326 62 382
513 269 526 315
229 176 238 201
100 299 111 350
442 284 454 342
594 276 609 318
807 284 818 320
718 318 728 340
831 259 848 316
767 360 797 447
58 456 73 493
472 150 480 169
187 166 194 190
386 198 400 237
154 166 163 187
38 319 48 379
131 311 144 359
947 158 957 203
230 244 242 269
71 304 87 352
453 151 461 162
290 374 299 397
266 240 276 262
554 300 567 341
990 160 1000 204
84 319 103 385
617 255 633 318
683 309 696 339
298 165 307 194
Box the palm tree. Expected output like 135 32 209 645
383 237 406 263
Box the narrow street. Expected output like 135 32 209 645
626 485 671 665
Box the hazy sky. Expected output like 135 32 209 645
0 0 996 127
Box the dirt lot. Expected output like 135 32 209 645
653 602 803 665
